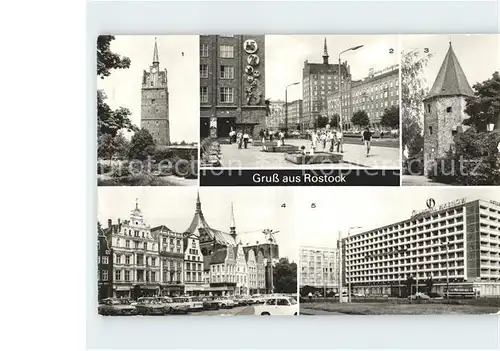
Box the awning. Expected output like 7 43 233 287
115 287 131 291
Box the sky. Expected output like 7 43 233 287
97 35 199 143
265 35 399 102
98 187 298 262
297 186 500 249
402 34 500 92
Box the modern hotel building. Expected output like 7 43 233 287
300 246 340 292
340 198 500 297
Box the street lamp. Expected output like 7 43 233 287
338 45 363 133
285 82 300 135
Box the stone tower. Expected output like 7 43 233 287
141 38 170 145
423 42 474 173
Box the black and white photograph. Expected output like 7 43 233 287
200 35 401 169
402 34 500 186
97 35 199 186
97 187 298 316
298 187 500 315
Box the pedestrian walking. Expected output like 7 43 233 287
237 131 243 149
229 128 235 144
320 131 327 150
259 129 266 150
362 127 373 156
328 130 335 152
308 292 313 302
243 131 250 149
336 129 344 153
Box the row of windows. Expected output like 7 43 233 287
200 64 234 79
200 87 234 103
113 254 157 267
186 262 203 271
116 239 157 251
200 44 234 58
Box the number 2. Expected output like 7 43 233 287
389 48 394 54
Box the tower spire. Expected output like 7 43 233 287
229 202 236 237
196 190 201 213
153 37 159 65
322 37 329 64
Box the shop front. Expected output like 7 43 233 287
114 285 132 298
160 284 185 297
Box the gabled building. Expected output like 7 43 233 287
152 225 184 296
97 223 113 300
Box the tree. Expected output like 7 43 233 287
402 49 433 157
464 71 500 132
179 140 187 145
98 132 129 161
316 115 329 129
128 128 155 161
329 114 340 128
97 35 131 79
381 106 400 129
351 110 370 127
405 275 416 296
97 90 137 137
273 258 297 294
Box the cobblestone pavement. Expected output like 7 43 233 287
217 138 400 169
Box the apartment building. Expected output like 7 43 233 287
300 246 340 292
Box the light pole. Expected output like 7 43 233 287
345 226 362 302
338 45 363 132
285 82 300 135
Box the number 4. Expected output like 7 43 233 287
281 203 286 208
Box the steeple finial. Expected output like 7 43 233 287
229 202 236 237
153 37 159 64
135 198 139 210
322 37 329 64
196 190 201 213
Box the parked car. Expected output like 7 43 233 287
353 293 366 297
98 298 136 316
251 294 265 304
254 296 298 316
173 297 204 312
408 292 430 300
158 296 190 314
427 292 444 300
216 297 236 309
200 296 220 310
134 297 167 315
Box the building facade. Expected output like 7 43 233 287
423 43 475 174
105 202 161 298
153 225 184 296
300 246 340 292
200 35 267 139
340 198 500 297
285 99 303 131
141 39 170 145
327 65 399 130
97 224 113 301
303 38 350 129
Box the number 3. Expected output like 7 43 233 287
424 48 429 53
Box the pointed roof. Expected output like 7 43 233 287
425 42 474 100
323 37 329 58
153 37 159 64
184 193 237 247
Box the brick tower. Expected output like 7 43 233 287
423 42 474 173
141 38 170 145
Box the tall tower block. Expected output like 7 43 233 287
141 38 170 145
423 42 474 173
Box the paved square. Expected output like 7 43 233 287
217 138 400 169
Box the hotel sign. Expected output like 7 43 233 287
490 200 500 207
411 198 466 219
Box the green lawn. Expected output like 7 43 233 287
300 302 499 315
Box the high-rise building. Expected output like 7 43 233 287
327 65 399 130
340 198 500 297
200 35 267 139
141 38 170 145
300 246 340 292
302 38 350 129
423 43 475 173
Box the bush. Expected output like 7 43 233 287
427 129 500 185
403 151 424 175
97 162 112 175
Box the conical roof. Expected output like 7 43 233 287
425 43 474 100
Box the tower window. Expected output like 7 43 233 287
427 104 431 113
446 107 452 113
429 126 433 135
150 82 153 87
151 99 155 104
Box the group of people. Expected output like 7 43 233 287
308 128 345 153
228 128 250 149
259 129 286 147
308 127 373 156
